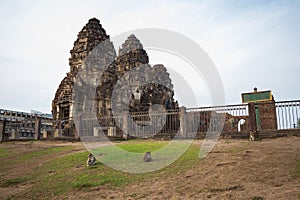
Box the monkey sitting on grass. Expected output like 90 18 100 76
143 152 152 162
87 153 96 166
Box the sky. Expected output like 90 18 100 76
0 0 299 113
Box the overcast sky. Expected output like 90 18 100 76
0 0 299 113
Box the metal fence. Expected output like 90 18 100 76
2 100 300 141
128 109 179 137
275 100 300 130
80 109 180 138
186 104 249 116
186 104 249 134
78 100 300 139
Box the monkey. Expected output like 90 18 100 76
249 132 255 141
87 153 96 166
143 152 152 162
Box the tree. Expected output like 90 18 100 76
298 118 300 129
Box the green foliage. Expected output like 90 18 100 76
297 118 300 128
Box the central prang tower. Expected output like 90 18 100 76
52 18 178 138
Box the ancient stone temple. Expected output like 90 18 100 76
52 18 178 137
52 18 114 136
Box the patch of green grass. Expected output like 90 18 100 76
117 141 167 153
38 151 88 173
0 147 10 157
5 140 202 199
91 140 197 173
18 146 71 161
15 151 88 199
2 177 28 187
72 173 128 188
20 151 130 197
162 143 200 174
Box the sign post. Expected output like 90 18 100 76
242 88 273 136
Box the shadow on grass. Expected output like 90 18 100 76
1 177 29 187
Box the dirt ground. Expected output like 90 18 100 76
1 136 300 200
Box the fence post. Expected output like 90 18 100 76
179 106 186 137
34 117 41 140
0 120 8 142
11 130 19 140
74 116 81 139
248 103 257 134
122 111 129 139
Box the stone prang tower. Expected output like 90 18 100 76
52 18 178 137
52 18 114 137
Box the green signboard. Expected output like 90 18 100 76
242 90 272 103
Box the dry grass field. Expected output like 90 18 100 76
0 136 299 199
